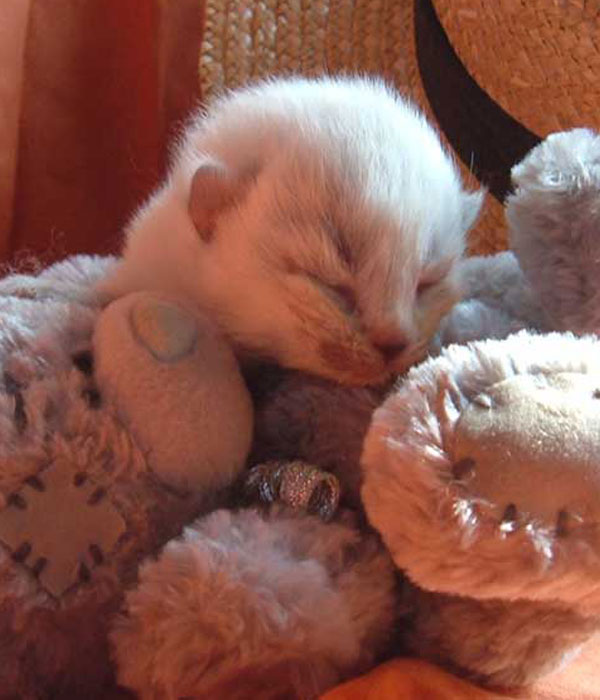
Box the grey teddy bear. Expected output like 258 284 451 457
111 128 600 698
2 128 600 700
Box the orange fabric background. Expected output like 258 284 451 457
321 638 600 700
1 0 204 266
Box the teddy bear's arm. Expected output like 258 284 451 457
507 128 600 335
437 129 600 349
362 330 600 687
0 255 118 306
433 251 547 350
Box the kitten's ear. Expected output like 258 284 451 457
189 161 239 242
461 189 485 231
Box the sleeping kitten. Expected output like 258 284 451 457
108 76 482 386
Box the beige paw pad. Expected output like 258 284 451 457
130 298 198 362
0 459 125 598
453 372 600 527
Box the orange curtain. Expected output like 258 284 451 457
0 0 205 266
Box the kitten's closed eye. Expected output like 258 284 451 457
416 278 438 295
417 262 452 296
326 283 357 314
305 274 357 316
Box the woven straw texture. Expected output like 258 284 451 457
434 0 600 136
199 0 529 254
200 0 412 99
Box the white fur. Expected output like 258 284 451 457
108 76 482 385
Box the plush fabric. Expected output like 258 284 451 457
0 2 598 697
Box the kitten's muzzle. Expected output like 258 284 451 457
373 340 407 363
367 325 410 364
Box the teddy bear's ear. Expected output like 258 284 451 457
188 161 241 242
461 189 485 232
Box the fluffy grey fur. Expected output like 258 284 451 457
400 583 598 687
111 507 397 700
437 129 600 348
362 330 600 686
507 128 600 335
0 256 250 699
250 371 383 509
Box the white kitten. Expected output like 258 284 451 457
108 76 482 385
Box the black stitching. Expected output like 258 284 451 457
73 472 87 487
3 371 21 394
72 350 94 375
78 562 91 583
7 493 27 510
82 387 102 409
13 392 27 433
12 542 32 562
89 544 104 565
556 509 569 537
87 487 106 506
24 475 45 492
502 503 518 522
31 557 48 577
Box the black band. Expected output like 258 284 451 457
414 0 541 202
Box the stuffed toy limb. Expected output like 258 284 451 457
111 505 397 700
362 331 600 686
0 257 253 698
362 128 600 687
437 128 600 347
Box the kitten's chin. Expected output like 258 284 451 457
310 341 390 387
281 341 430 387
313 364 392 388
391 342 430 374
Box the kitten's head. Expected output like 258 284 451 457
120 77 482 386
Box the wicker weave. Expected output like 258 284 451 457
434 0 600 136
199 0 519 254
200 0 413 98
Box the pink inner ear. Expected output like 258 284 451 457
189 162 238 242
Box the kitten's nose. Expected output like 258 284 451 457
368 322 410 363
373 340 407 363
369 329 407 361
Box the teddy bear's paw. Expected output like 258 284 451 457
362 331 600 615
94 291 253 494
403 584 599 688
507 129 600 333
510 128 600 195
452 372 600 534
129 296 198 362
111 507 397 700
0 457 126 598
